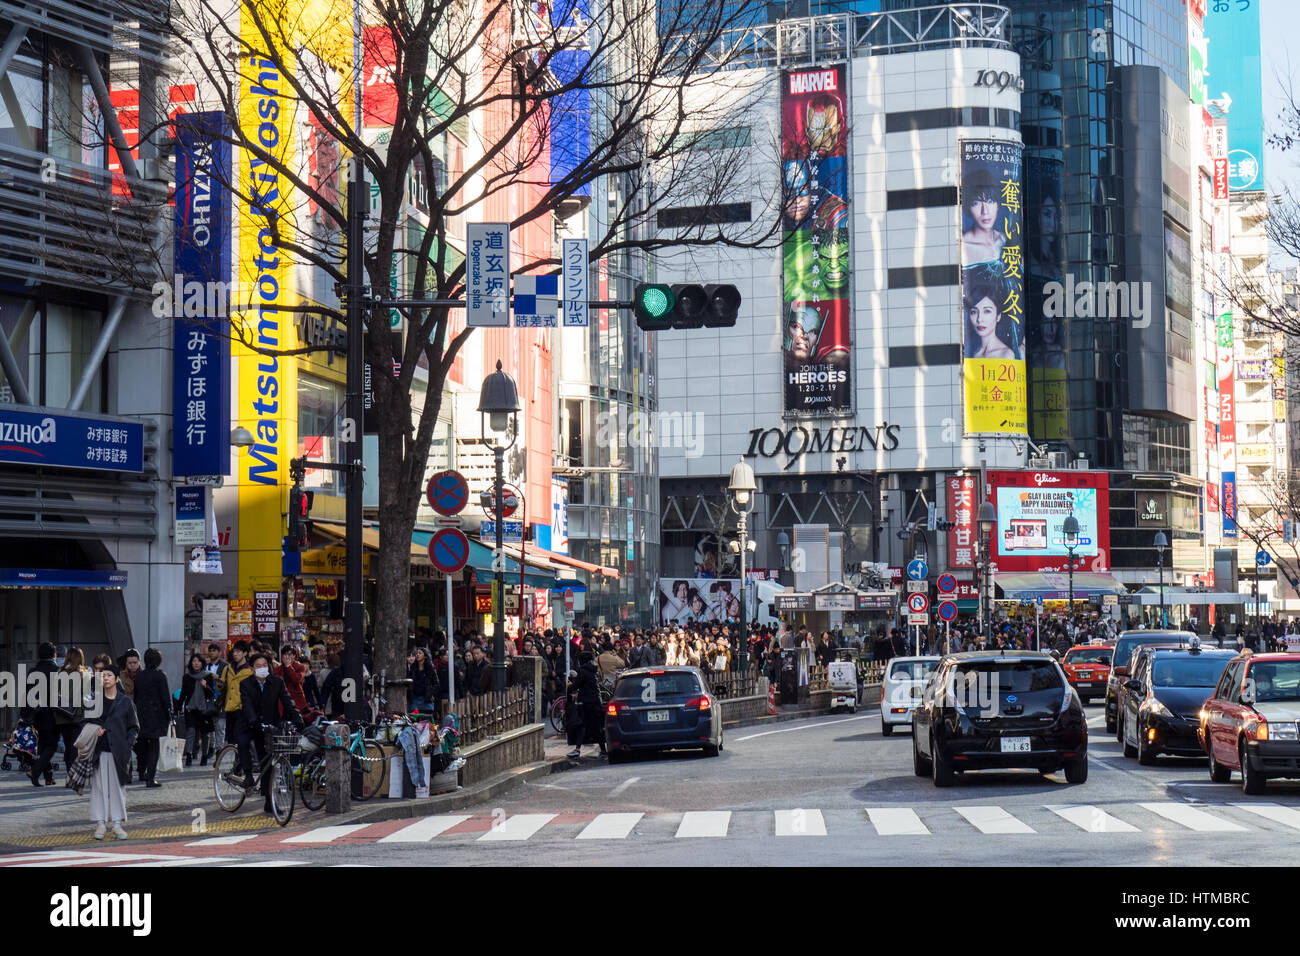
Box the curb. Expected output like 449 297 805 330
337 761 552 824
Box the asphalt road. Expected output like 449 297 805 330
6 705 1300 867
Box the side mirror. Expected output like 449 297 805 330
1125 679 1143 695
1241 686 1256 706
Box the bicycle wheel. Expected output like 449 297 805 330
298 753 327 811
350 739 387 801
549 697 566 734
212 744 247 812
270 757 295 826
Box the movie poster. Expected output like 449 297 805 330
960 140 1027 436
1026 154 1066 440
658 578 745 626
781 65 852 412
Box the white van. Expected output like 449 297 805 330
880 656 941 735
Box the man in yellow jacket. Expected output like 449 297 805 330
219 641 252 753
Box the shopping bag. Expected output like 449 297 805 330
159 722 184 773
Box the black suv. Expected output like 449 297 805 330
1117 644 1234 764
912 651 1088 787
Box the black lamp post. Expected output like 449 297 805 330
478 359 520 693
1154 530 1168 629
977 499 996 640
1063 512 1079 637
728 458 757 673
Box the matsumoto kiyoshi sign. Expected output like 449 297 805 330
0 407 143 473
745 422 901 470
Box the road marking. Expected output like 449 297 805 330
1048 805 1140 833
607 776 640 798
478 813 557 842
775 809 827 836
378 815 472 843
956 806 1035 834
577 813 644 840
866 808 929 835
1230 803 1300 831
223 860 311 867
675 811 731 838
1139 802 1248 832
3 852 180 867
186 834 261 847
117 857 239 867
281 824 371 844
734 714 876 742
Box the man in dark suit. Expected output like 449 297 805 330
238 650 303 813
23 642 60 786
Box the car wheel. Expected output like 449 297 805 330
702 742 720 758
1137 729 1158 766
1064 756 1088 784
931 735 954 788
1240 740 1267 795
1207 745 1231 783
607 749 627 765
912 730 931 777
881 722 894 737
1120 713 1137 758
1105 713 1116 734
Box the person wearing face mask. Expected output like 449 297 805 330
237 650 303 814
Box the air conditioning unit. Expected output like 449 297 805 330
1027 456 1049 469
1074 456 1091 470
1047 452 1069 469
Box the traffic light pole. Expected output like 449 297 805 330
344 172 366 728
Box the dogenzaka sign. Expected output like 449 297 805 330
746 423 901 470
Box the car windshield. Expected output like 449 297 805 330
1117 635 1188 668
1065 648 1113 666
889 660 938 681
1248 662 1300 702
1150 658 1229 688
956 661 1063 693
614 673 700 699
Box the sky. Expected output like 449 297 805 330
1262 0 1298 195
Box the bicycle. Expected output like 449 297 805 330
212 722 300 826
297 720 389 810
549 681 614 734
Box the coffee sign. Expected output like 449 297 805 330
1138 492 1168 527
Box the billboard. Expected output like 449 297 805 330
988 470 1111 572
1027 154 1066 440
961 140 1027 436
658 578 752 625
946 474 977 570
1206 0 1263 191
781 65 852 413
1218 309 1237 537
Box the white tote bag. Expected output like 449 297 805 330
159 722 185 773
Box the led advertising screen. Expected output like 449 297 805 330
961 140 1027 436
989 470 1111 572
781 65 852 412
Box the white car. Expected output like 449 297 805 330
880 656 941 735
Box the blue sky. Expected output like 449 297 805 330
1262 0 1297 193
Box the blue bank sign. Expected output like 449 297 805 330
0 407 144 473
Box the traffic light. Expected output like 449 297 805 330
633 283 742 330
287 485 314 552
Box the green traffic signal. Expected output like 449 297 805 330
632 282 741 330
634 284 675 329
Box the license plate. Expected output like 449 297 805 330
1000 736 1031 753
1077 672 1091 680
646 710 670 723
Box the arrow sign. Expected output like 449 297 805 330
1256 551 1271 568
427 469 470 516
906 557 928 581
907 592 930 614
428 527 470 574
937 601 958 622
937 573 957 594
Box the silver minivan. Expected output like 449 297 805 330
880 656 941 735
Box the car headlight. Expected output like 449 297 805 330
1270 722 1299 741
1143 696 1170 717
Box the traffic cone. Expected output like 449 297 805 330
767 680 777 715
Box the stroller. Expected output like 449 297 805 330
2 719 39 772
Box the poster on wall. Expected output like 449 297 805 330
780 65 852 413
1026 154 1066 441
988 470 1110 572
657 578 752 625
1205 0 1262 191
1218 309 1237 537
960 140 1027 436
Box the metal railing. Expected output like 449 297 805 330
665 3 1011 74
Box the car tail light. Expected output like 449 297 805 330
1061 684 1074 711
607 701 629 717
686 695 712 711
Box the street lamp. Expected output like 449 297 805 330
977 499 996 642
1063 513 1079 637
776 530 791 575
230 426 255 448
1153 530 1168 629
478 359 520 693
728 458 757 674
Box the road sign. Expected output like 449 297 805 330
1256 550 1271 568
426 469 470 516
906 557 928 580
927 501 936 531
481 520 523 543
427 528 470 575
937 601 958 622
906 579 928 593
482 483 521 519
937 573 957 594
562 238 588 327
907 592 930 614
433 516 463 527
908 613 930 626
466 223 510 327
491 550 508 573
564 588 575 612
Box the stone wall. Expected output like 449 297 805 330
459 722 545 788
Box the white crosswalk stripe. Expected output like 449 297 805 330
1230 802 1300 831
775 809 827 836
866 808 929 835
1049 805 1140 833
577 813 644 840
675 811 731 838
956 806 1035 834
1139 802 1248 832
117 857 240 867
379 815 472 843
478 813 557 842
186 834 261 847
222 860 312 867
282 824 371 844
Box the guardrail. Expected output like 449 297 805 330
444 686 530 746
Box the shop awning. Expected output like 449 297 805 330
995 572 1127 601
521 545 620 579
316 522 431 564
410 530 555 588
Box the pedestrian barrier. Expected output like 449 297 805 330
440 686 530 746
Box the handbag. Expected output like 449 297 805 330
158 721 185 773
191 681 218 717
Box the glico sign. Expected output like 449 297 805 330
987 470 1111 573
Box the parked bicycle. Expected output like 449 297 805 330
297 719 389 810
548 679 613 734
212 722 300 826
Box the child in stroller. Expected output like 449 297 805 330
2 719 40 772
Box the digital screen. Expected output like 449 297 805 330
996 486 1098 557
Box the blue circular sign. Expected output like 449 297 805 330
427 469 469 516
938 601 958 621
1256 550 1271 568
429 528 470 574
907 558 928 580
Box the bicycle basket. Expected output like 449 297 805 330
270 732 301 756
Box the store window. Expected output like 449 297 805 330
0 296 106 412
0 296 39 405
298 374 345 493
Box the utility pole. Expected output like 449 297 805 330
343 169 366 725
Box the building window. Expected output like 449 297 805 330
298 374 344 493
886 186 958 211
888 344 961 367
657 203 752 228
887 265 959 289
885 107 1020 134
0 296 107 412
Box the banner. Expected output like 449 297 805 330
657 577 751 625
1206 0 1263 190
960 140 1027 436
1217 309 1236 538
781 65 851 412
1027 154 1066 441
946 474 977 569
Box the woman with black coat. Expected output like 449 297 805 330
132 648 171 788
565 652 606 759
180 653 216 766
86 665 139 840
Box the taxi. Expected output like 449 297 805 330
1199 652 1300 794
1060 642 1113 705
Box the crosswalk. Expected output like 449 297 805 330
4 799 1300 865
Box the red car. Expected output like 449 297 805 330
1199 652 1300 794
1061 644 1114 705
